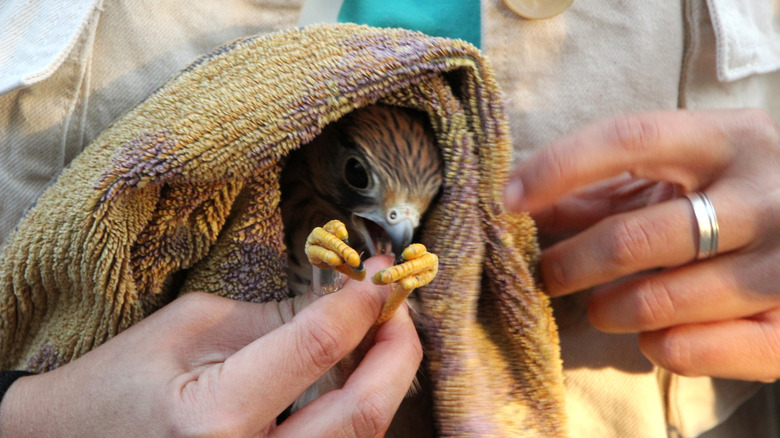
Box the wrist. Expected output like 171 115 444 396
0 373 37 437
0 368 85 438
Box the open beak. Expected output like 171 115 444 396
351 203 421 260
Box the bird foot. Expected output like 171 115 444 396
304 220 438 324
372 243 438 324
305 220 366 295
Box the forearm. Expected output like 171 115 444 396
0 366 131 438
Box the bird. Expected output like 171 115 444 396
279 103 443 411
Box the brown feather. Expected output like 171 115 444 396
279 104 442 416
280 104 442 296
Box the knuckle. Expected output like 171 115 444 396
167 418 198 438
159 405 191 437
163 383 253 438
541 254 575 294
751 190 780 234
295 316 344 373
753 317 780 378
166 410 242 438
607 114 660 154
175 292 210 312
644 330 697 376
169 293 224 326
407 335 424 365
633 278 676 330
742 109 780 146
728 109 780 155
603 216 654 271
538 144 575 190
546 145 570 181
392 329 424 368
350 393 393 437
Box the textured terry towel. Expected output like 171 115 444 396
0 24 565 436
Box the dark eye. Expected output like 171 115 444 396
344 157 369 189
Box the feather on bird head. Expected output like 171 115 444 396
282 104 443 261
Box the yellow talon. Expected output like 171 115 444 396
305 224 361 268
399 267 438 291
306 246 343 267
334 261 366 281
304 222 438 324
323 219 349 242
401 243 428 260
372 251 438 286
373 244 438 325
305 220 365 281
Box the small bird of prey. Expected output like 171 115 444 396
280 103 443 410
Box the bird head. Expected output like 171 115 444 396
307 104 443 260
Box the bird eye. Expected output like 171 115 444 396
344 156 370 190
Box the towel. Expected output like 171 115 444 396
0 24 565 436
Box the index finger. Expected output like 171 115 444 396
504 110 738 214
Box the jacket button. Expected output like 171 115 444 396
503 0 573 19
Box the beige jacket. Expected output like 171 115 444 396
1 1 778 436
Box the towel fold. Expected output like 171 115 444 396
0 24 565 436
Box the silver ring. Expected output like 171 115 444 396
684 192 719 260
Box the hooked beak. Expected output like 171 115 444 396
352 203 421 259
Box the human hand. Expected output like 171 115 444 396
0 256 421 437
504 109 780 381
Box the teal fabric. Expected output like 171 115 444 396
337 0 481 48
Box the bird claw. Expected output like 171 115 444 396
305 220 438 323
305 220 366 295
372 243 438 324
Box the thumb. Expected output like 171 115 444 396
183 256 396 351
199 256 396 427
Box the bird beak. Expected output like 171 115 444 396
352 203 421 260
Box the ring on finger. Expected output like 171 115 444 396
685 191 719 260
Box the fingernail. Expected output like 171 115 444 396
503 178 526 212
